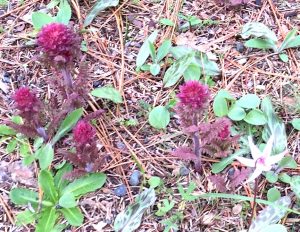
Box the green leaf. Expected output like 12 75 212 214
263 224 287 232
23 156 35 166
20 141 31 157
62 173 106 197
163 52 194 87
11 115 23 125
289 176 300 199
0 125 16 135
59 192 77 208
156 40 172 62
50 224 68 232
278 173 292 184
155 199 175 216
37 143 54 170
148 41 156 61
244 109 267 125
183 63 201 81
291 118 300 130
236 94 260 109
245 38 277 51
228 104 246 121
6 139 17 153
213 95 228 117
212 149 249 174
36 207 58 232
196 52 220 76
149 63 160 76
83 0 119 26
178 182 198 201
148 176 163 189
39 170 58 203
265 171 278 183
241 22 278 42
91 86 123 103
279 156 297 169
55 0 72 25
148 106 170 129
16 210 36 226
278 29 299 52
217 89 235 100
60 207 84 226
170 46 194 59
10 188 38 206
136 30 159 67
51 108 83 145
32 12 54 30
159 18 175 27
54 163 72 193
267 187 281 202
282 35 300 49
114 188 156 232
279 53 289 62
261 97 287 153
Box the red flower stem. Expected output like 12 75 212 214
192 115 201 172
61 68 73 93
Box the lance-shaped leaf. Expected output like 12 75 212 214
249 196 291 231
114 188 156 232
290 176 300 200
84 0 119 27
59 207 84 226
241 22 278 42
39 170 58 203
36 207 58 232
62 173 106 197
51 108 83 145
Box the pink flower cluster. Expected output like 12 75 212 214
13 87 39 112
73 120 96 145
37 23 81 65
177 80 210 110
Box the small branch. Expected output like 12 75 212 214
192 115 201 172
248 176 259 231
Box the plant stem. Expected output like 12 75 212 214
61 67 73 92
192 115 201 172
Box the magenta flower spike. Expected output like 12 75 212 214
37 23 81 66
13 87 39 112
73 120 96 145
236 135 287 183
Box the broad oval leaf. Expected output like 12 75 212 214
149 63 161 76
183 63 201 81
245 38 277 51
91 86 123 103
278 173 292 184
213 95 228 117
39 170 58 203
163 52 194 87
279 156 297 169
244 109 267 125
10 188 39 206
265 171 278 184
170 46 194 59
55 0 71 25
62 173 106 197
156 39 172 62
159 18 175 27
291 118 300 130
59 192 77 208
32 12 54 30
279 53 289 62
60 207 84 226
84 0 119 27
290 176 300 199
37 143 54 170
16 210 36 226
236 94 260 109
36 207 58 232
136 30 159 67
148 106 170 129
241 22 278 42
228 104 246 121
51 108 83 145
114 188 156 232
267 187 281 202
0 125 16 135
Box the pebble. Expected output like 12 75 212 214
114 184 127 197
2 72 10 83
236 42 245 53
179 166 190 176
93 81 101 88
129 170 141 186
